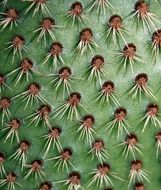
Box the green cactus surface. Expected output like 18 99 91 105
0 0 161 190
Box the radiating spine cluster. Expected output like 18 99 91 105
0 0 161 190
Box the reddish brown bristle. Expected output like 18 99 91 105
9 119 21 130
109 15 122 29
126 134 138 146
20 140 30 151
58 67 72 80
20 59 33 73
69 172 81 185
50 127 61 139
32 160 43 171
39 105 51 117
68 92 81 106
102 81 114 94
82 115 95 128
41 18 55 30
146 103 158 116
123 43 136 59
135 73 148 87
0 153 5 164
70 2 83 16
35 0 47 3
6 9 18 20
91 55 104 70
7 172 17 182
156 131 161 142
131 160 142 171
135 0 149 15
50 42 63 56
0 97 11 109
92 140 104 150
135 183 145 190
114 107 127 121
39 182 52 190
61 148 72 161
97 163 110 176
12 36 25 48
28 83 41 95
0 74 5 86
152 29 161 46
80 28 93 42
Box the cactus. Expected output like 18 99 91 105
0 0 161 190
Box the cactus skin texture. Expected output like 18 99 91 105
0 0 161 190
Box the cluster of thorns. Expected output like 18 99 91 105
1 0 161 190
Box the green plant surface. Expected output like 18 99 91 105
0 0 161 190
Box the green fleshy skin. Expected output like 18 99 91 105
0 0 161 190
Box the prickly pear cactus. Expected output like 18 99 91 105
0 0 161 190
